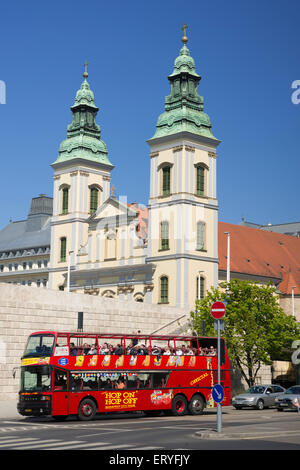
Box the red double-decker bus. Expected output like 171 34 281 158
17 330 231 421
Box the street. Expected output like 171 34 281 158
0 406 300 452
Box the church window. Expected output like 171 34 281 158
196 165 205 196
197 221 206 250
160 221 169 250
160 276 169 303
162 166 171 195
60 237 67 262
196 275 205 300
62 187 69 214
90 187 99 213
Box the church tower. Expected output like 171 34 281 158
146 27 220 308
49 64 114 290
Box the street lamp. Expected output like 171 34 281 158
224 232 230 283
292 286 296 317
67 250 74 293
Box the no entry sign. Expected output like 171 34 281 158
210 301 226 320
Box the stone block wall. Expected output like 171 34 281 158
0 283 191 400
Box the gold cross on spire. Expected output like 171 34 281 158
83 61 88 79
111 184 115 197
181 23 188 44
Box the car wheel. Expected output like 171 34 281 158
277 408 283 412
234 406 242 410
256 399 264 410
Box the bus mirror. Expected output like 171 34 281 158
12 367 19 379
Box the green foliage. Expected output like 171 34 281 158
190 279 300 387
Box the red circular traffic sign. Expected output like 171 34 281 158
210 301 226 319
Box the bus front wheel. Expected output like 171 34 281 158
172 395 187 416
78 398 97 421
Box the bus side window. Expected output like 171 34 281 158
151 372 169 388
54 369 67 391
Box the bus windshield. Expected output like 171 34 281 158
20 365 51 393
23 334 55 357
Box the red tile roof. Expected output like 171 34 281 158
219 222 300 295
127 207 300 295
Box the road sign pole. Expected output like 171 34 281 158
217 319 222 433
210 301 225 434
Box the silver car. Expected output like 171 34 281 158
275 385 300 412
232 384 286 410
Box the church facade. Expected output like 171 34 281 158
49 31 220 309
0 30 299 318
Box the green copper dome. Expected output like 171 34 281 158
149 35 217 141
169 44 200 78
53 69 113 167
73 79 97 108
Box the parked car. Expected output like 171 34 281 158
275 385 300 412
232 384 286 410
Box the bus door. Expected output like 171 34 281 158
52 368 69 416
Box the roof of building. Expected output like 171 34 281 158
219 222 300 295
0 195 52 252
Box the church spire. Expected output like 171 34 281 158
53 64 113 168
149 27 217 141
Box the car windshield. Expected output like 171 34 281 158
246 386 266 394
286 386 300 394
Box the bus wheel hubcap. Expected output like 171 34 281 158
176 400 184 412
82 404 92 416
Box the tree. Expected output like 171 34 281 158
190 279 300 387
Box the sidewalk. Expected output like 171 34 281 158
0 400 20 419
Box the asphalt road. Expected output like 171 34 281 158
0 406 300 453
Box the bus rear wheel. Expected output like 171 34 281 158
172 395 187 416
78 398 97 421
188 394 205 415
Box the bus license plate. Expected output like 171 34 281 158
25 409 32 412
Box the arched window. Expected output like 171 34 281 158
62 187 69 214
195 165 207 197
160 276 169 304
196 275 205 300
160 221 169 250
197 221 206 251
60 237 66 262
162 166 171 195
90 186 99 213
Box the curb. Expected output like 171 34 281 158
194 429 300 440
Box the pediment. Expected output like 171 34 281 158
88 197 138 225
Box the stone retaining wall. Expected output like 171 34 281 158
0 283 190 400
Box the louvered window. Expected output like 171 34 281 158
60 237 66 262
160 276 169 303
162 167 171 195
161 221 169 250
196 166 205 196
90 187 99 213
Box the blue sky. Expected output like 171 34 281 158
0 0 299 230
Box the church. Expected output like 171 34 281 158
49 28 219 309
0 29 299 317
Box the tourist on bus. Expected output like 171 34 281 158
70 343 77 356
117 378 126 389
